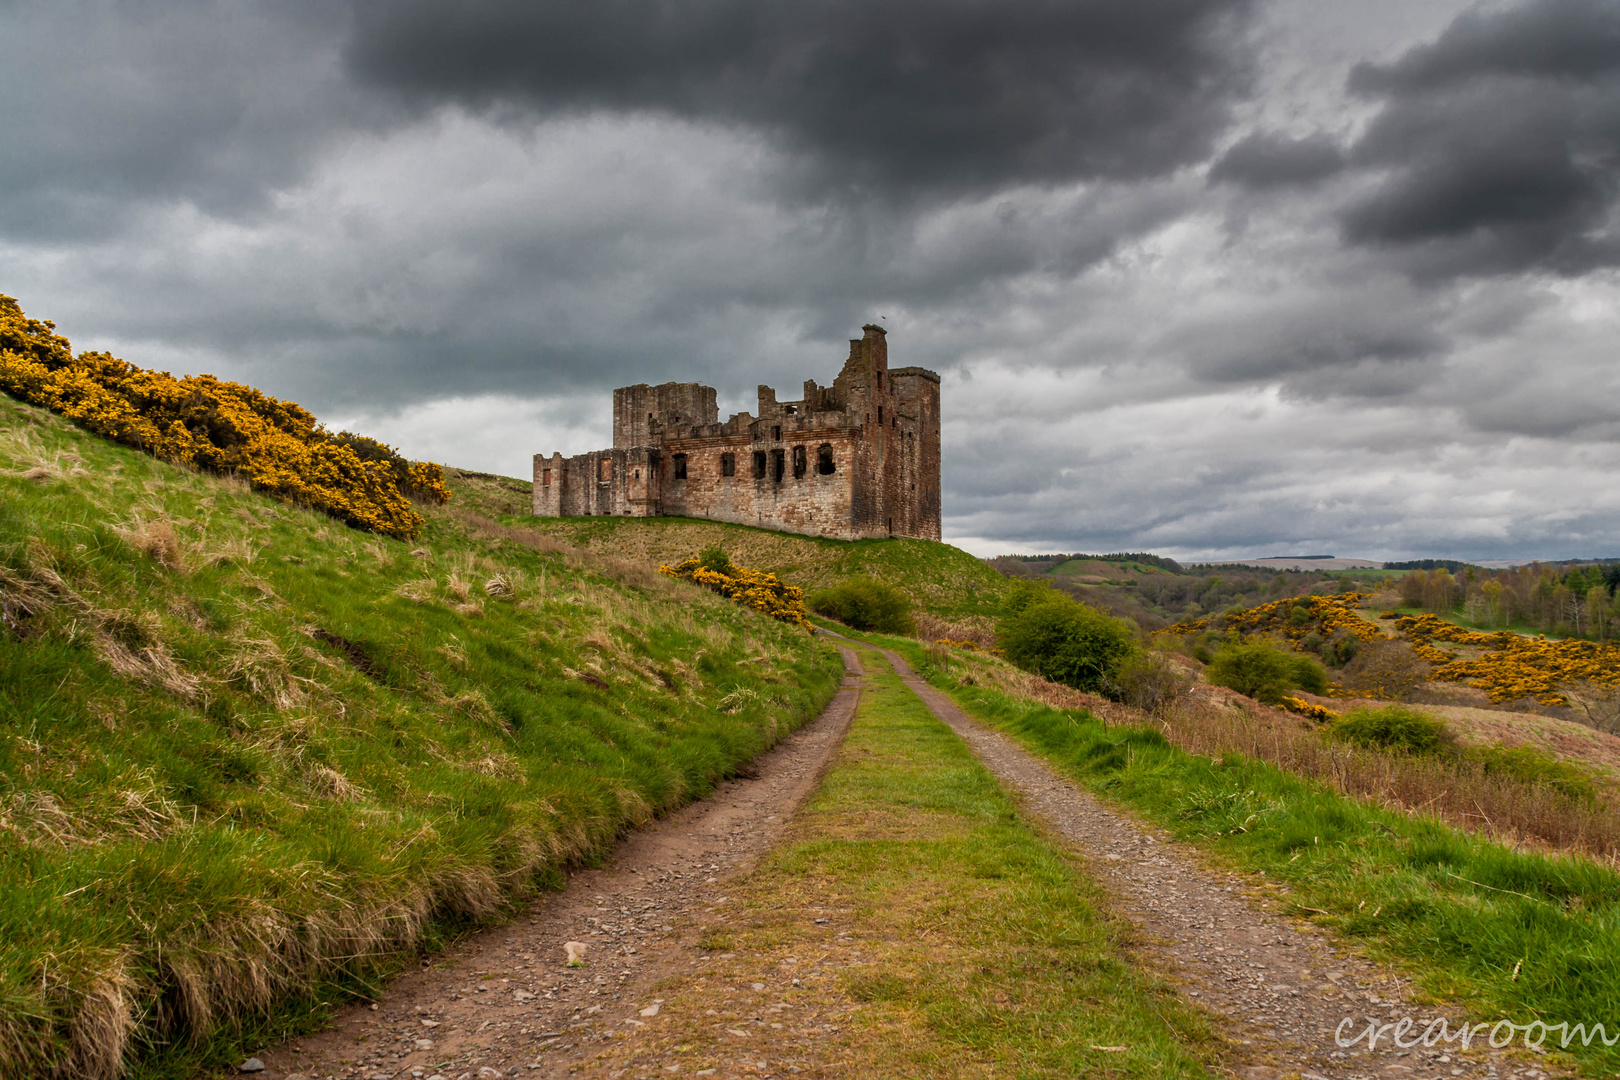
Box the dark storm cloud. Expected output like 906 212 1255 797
0 1 393 240
1207 130 1345 188
344 0 1257 196
1341 0 1620 275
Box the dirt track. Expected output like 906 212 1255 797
870 641 1560 1080
235 638 1565 1080
238 648 861 1080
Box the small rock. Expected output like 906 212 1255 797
415 1038 435 1050
421 1018 440 1027
285 1074 309 1080
751 983 765 991
584 1004 603 1015
639 1002 661 1017
478 1068 504 1079
239 1058 266 1073
514 989 534 1002
564 941 589 966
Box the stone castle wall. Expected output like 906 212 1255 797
533 326 940 541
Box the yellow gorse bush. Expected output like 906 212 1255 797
658 558 812 629
1383 612 1620 706
1279 694 1340 723
0 294 449 539
1169 593 1387 646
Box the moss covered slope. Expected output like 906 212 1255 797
0 394 841 1077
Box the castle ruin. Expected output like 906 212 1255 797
533 325 940 541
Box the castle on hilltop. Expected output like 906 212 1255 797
533 325 940 541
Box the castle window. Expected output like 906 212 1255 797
673 453 687 480
772 425 782 441
752 450 767 479
634 469 640 479
721 452 735 477
877 406 883 425
817 443 835 475
599 458 612 482
542 468 551 487
792 445 807 479
771 448 785 483
876 370 883 390
784 405 797 415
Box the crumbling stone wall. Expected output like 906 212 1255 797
533 326 940 541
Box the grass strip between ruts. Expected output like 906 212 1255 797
840 630 1620 1078
587 647 1224 1078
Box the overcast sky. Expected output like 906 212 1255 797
4 0 1619 561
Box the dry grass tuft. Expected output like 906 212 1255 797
447 689 510 734
115 518 183 570
308 765 367 801
223 634 312 711
914 612 997 650
393 578 436 604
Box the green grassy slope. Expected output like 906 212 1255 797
0 394 842 1078
503 514 1006 621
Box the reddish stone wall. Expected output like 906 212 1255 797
534 326 940 541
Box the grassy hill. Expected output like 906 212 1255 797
450 473 1008 624
0 394 841 1078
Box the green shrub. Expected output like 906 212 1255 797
1204 641 1327 704
1329 706 1455 755
996 592 1138 693
808 575 915 634
1466 744 1599 802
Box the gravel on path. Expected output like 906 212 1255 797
870 642 1568 1080
231 649 863 1080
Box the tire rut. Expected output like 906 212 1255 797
236 649 864 1080
867 642 1565 1080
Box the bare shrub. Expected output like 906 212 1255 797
1105 651 1194 719
1337 639 1430 701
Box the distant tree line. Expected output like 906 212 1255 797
1398 563 1620 640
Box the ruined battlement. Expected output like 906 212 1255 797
533 326 941 541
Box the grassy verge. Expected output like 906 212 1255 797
0 393 843 1078
833 632 1620 1077
506 514 1008 624
589 647 1223 1078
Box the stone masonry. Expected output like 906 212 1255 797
533 325 940 541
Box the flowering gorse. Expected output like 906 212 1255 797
1383 612 1620 706
1279 694 1340 723
0 294 449 539
658 557 812 629
1171 593 1387 647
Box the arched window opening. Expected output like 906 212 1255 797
817 444 835 475
752 451 767 479
721 452 736 477
672 453 687 480
792 445 807 479
770 448 785 483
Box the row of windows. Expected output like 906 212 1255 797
674 443 836 482
541 444 839 487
